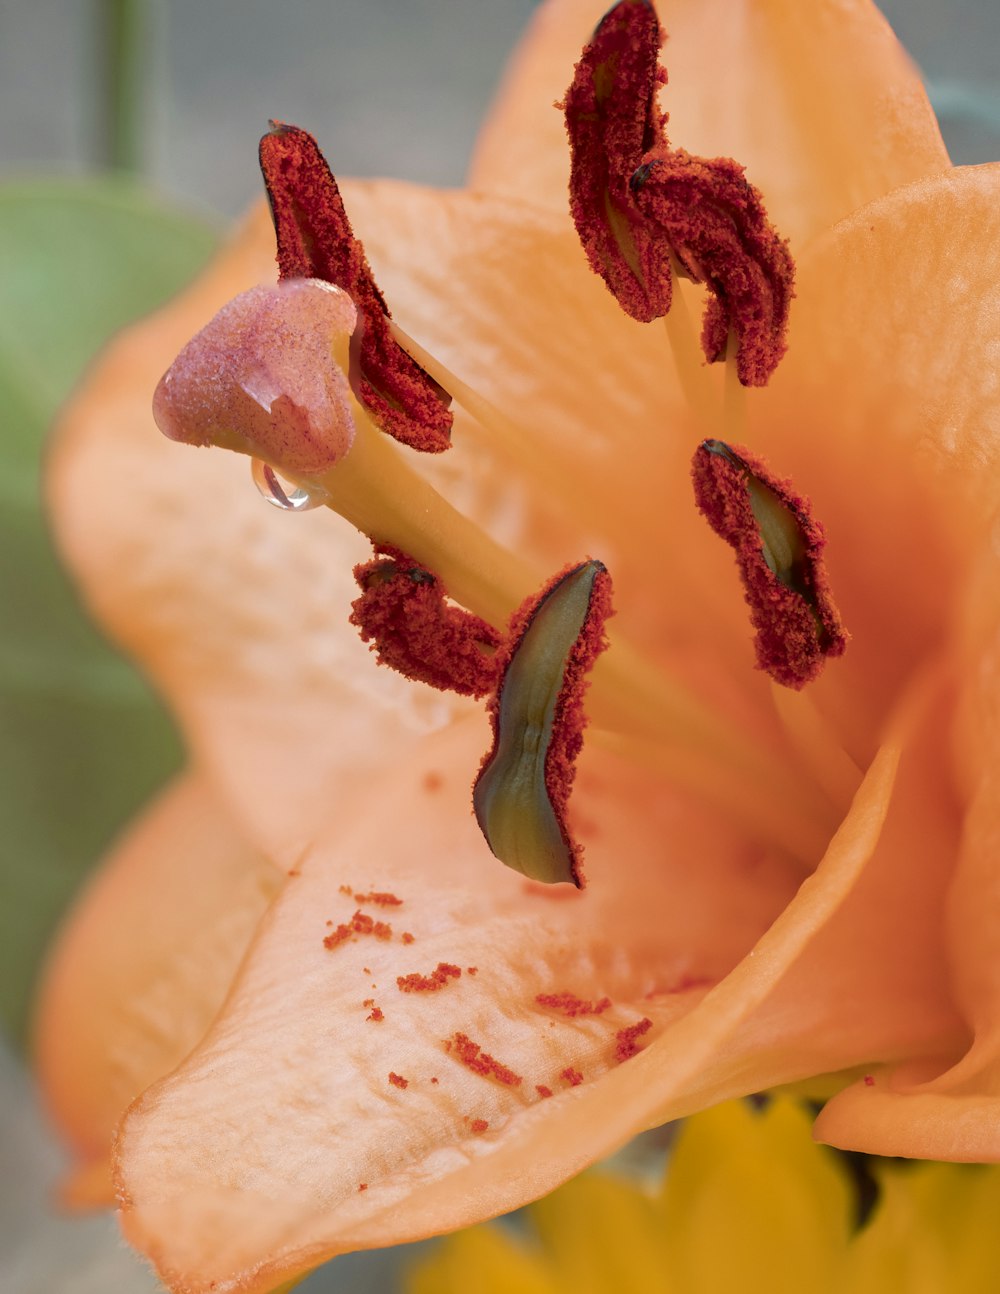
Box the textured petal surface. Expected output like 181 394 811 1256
33 772 281 1207
114 665 963 1291
814 541 1000 1160
471 0 949 245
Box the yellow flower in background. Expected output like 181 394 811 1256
409 1100 1000 1294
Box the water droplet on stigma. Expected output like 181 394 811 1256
251 458 327 512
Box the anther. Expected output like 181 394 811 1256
561 0 670 322
563 1 794 386
691 440 847 689
259 122 453 452
473 561 613 887
349 545 502 698
630 151 794 386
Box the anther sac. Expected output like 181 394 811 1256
259 123 454 453
474 561 614 887
692 441 847 689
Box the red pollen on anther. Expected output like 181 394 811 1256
691 440 848 689
469 1119 489 1134
536 1085 554 1099
449 1033 523 1087
630 149 794 385
366 1006 385 1023
535 991 612 1017
562 0 670 322
863 1074 876 1087
396 963 462 993
388 1072 409 1090
476 561 614 888
258 123 453 452
350 545 502 698
560 1067 584 1087
614 1017 653 1061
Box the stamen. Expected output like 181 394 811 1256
473 561 613 887
563 2 794 389
258 122 453 453
152 279 357 475
349 545 502 697
561 0 670 322
630 151 794 386
691 440 848 689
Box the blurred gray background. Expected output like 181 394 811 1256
2 1 999 1291
3 0 1000 216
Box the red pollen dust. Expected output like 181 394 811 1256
614 1017 653 1061
449 1033 523 1087
388 1072 409 1090
396 963 462 993
535 991 612 1017
560 1067 584 1087
322 909 393 950
469 1119 489 1134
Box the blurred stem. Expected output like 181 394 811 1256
97 0 146 174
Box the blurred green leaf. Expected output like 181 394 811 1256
0 179 218 1041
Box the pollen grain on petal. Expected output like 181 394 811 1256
692 440 848 688
614 1016 653 1061
259 122 453 452
535 991 612 1017
447 1033 523 1088
396 963 462 994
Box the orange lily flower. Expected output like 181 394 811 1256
33 0 1000 1291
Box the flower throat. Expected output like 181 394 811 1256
151 0 849 885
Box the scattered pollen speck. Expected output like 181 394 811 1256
449 1033 523 1087
615 1017 653 1061
423 771 444 792
287 867 300 877
397 963 462 993
402 932 415 944
322 910 393 950
358 1183 368 1192
339 885 353 896
467 966 478 975
864 1074 875 1087
367 1006 385 1023
469 1119 489 1134
560 1067 584 1087
535 991 611 1017
431 1076 439 1084
536 1085 553 1099
388 1072 409 1089
354 891 404 907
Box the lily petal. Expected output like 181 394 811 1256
33 771 281 1207
471 0 950 245
814 543 1000 1161
114 667 962 1292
